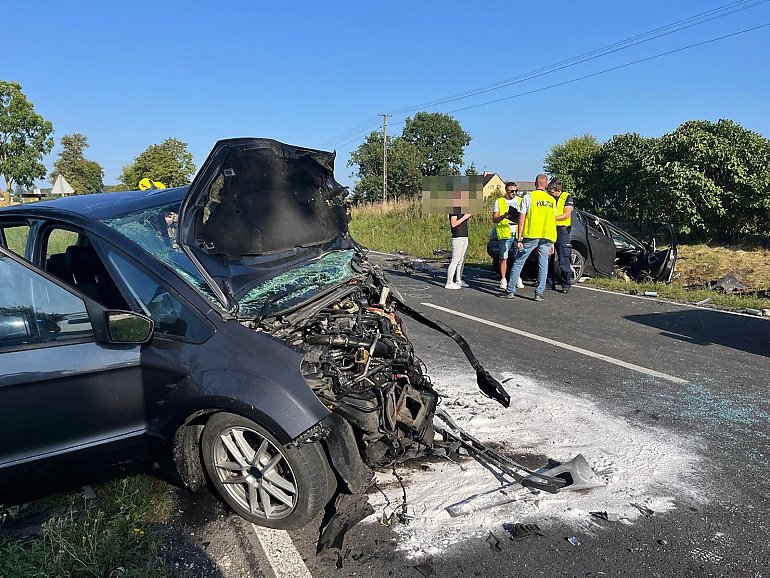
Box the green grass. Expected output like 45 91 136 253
350 199 770 310
2 225 30 255
3 226 77 257
350 199 494 265
586 277 769 311
0 475 175 578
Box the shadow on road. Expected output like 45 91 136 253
624 309 770 358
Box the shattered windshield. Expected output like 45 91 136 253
237 249 356 318
102 203 223 308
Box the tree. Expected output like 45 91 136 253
464 162 478 176
579 132 658 226
348 131 423 203
49 133 104 195
0 81 54 205
402 112 471 176
649 119 770 239
119 138 196 190
544 134 600 197
560 120 770 240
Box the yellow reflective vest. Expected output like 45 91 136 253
523 190 557 242
556 192 572 227
494 195 521 240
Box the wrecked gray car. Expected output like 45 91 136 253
1 138 518 548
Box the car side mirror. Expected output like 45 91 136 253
106 311 154 344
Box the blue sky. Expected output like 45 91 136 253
5 0 770 189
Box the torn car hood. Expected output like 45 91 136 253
178 138 350 306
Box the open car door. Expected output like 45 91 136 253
643 225 678 283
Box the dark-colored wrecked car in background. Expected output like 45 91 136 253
487 207 678 283
0 138 519 549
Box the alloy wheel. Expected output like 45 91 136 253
211 426 298 520
570 250 585 281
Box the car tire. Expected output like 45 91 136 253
201 412 334 529
570 249 585 281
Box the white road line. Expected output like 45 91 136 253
421 302 691 386
252 524 313 578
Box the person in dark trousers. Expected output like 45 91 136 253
504 174 556 301
546 179 574 293
446 209 471 289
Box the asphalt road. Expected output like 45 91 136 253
180 256 770 578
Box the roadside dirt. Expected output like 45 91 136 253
156 487 267 578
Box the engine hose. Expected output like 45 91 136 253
305 334 394 357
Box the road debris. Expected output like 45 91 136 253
435 409 603 495
503 522 544 541
745 308 765 316
631 502 655 517
695 297 713 306
590 511 620 522
643 291 658 297
486 531 503 551
566 536 581 546
414 562 434 577
709 273 747 293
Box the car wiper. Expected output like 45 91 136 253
250 288 294 324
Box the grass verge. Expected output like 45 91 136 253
585 277 769 311
0 475 175 578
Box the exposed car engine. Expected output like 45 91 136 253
252 257 438 469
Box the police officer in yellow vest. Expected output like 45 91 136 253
492 182 525 291
504 174 556 301
546 179 575 293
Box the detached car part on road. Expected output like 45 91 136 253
487 207 677 283
1 138 524 548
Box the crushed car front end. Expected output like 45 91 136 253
160 138 509 544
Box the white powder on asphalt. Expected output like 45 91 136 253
364 371 703 558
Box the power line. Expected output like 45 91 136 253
388 0 770 115
444 22 770 115
324 0 769 149
333 20 769 150
320 116 381 149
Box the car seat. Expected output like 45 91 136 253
64 245 128 309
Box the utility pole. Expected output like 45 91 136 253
380 113 390 203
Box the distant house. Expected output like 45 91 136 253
481 173 539 198
17 186 53 204
511 180 537 193
481 172 505 199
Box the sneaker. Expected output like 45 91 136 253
503 291 516 299
560 286 570 294
516 278 524 289
534 294 543 302
460 281 469 288
499 278 508 290
445 282 461 290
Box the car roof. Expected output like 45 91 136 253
0 187 188 220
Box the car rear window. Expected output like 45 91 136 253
1 224 31 256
